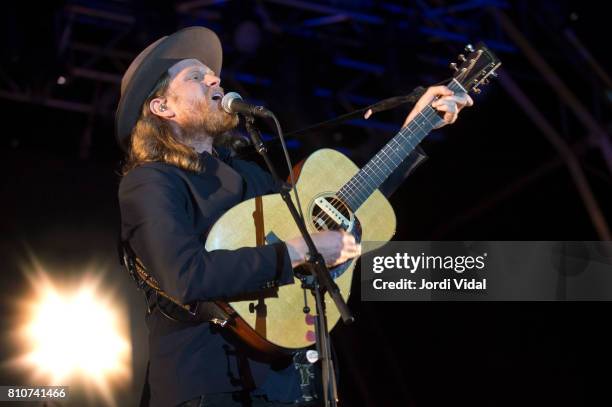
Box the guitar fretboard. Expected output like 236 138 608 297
336 79 466 210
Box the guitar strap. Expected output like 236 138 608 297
283 86 428 139
118 240 234 327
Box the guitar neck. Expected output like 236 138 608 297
336 79 466 210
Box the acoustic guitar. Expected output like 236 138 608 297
205 43 501 356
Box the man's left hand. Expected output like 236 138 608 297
400 85 474 129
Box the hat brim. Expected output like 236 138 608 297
115 26 222 150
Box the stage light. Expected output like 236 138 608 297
24 287 129 380
9 261 131 406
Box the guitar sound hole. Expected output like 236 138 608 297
311 196 352 231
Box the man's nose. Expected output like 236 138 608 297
204 73 220 88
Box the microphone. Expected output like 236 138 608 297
221 92 274 118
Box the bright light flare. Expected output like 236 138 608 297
9 260 132 406
25 287 128 380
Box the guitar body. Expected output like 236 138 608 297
205 148 396 351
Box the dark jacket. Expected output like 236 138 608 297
119 148 295 407
118 144 427 407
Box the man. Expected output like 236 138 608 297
116 27 472 407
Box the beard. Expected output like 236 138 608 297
180 97 239 143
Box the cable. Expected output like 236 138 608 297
271 113 305 221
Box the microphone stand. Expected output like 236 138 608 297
244 114 352 407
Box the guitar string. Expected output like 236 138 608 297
312 209 336 230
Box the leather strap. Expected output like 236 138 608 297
119 241 234 326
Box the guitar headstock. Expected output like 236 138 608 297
449 42 501 94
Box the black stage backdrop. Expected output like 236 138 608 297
1 1 611 406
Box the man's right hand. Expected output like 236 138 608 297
285 230 362 268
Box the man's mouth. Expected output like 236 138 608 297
211 91 223 101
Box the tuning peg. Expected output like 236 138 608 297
482 78 490 85
465 44 475 53
490 72 498 78
449 62 458 72
472 87 481 94
458 54 466 62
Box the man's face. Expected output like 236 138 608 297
162 58 238 139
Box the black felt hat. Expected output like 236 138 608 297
115 26 222 151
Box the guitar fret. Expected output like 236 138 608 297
420 108 439 129
367 160 390 182
355 171 377 190
362 164 385 185
412 116 428 133
380 146 401 173
351 180 370 204
375 152 395 173
345 174 371 205
382 144 403 164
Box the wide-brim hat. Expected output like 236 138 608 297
115 26 222 151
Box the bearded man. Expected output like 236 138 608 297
116 27 472 407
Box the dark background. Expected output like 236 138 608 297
1 1 611 406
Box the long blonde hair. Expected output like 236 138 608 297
121 73 203 174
